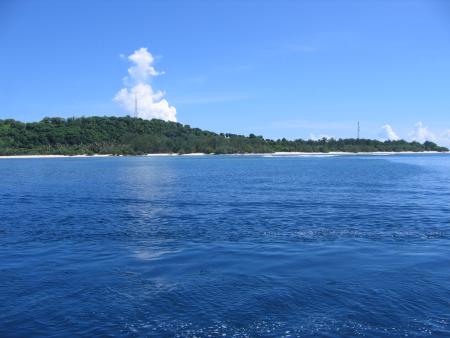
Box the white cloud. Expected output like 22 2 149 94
409 121 436 143
380 124 400 141
127 47 162 82
114 47 176 122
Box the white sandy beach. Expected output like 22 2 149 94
0 151 448 159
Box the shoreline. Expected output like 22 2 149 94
0 151 448 159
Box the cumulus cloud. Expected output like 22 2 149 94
114 47 176 122
409 121 436 143
380 124 400 141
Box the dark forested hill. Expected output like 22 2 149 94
0 116 447 155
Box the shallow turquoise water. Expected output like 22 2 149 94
1 155 449 336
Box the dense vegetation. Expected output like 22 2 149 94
0 116 447 155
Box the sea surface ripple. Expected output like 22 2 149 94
1 155 450 337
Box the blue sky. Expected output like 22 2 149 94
1 0 450 144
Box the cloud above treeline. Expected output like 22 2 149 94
379 122 450 146
409 121 436 143
306 122 448 146
380 124 400 141
114 48 177 122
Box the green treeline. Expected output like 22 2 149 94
0 116 447 155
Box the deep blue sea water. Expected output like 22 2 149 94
1 154 450 337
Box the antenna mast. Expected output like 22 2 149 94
357 121 360 139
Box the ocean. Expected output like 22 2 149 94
1 154 449 337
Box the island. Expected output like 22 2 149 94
0 116 448 155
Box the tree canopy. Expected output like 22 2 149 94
0 116 447 155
